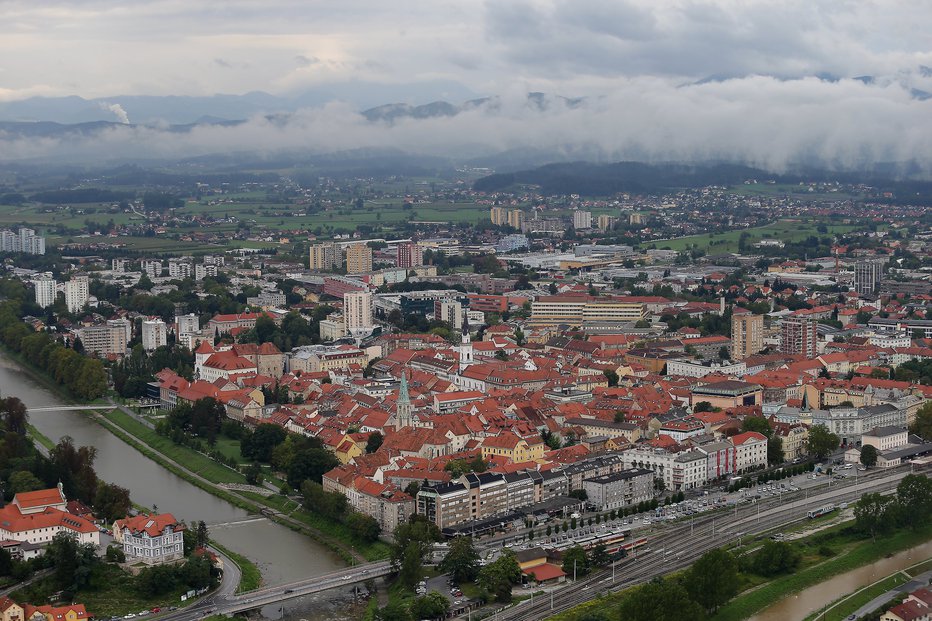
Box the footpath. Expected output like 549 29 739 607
851 569 932 619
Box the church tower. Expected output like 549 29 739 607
395 370 412 431
458 316 474 373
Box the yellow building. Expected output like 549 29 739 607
731 314 764 360
480 432 545 463
309 241 340 271
345 243 373 274
490 207 507 226
507 209 525 230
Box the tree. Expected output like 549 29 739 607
8 470 43 494
195 521 209 548
854 492 894 541
694 401 714 413
589 543 610 568
897 474 932 529
411 592 449 620
391 515 441 576
718 346 730 360
603 370 619 387
741 416 772 437
477 550 521 602
94 482 131 522
768 436 785 465
287 447 339 488
375 601 413 621
860 444 878 469
618 577 707 621
562 545 589 578
749 540 800 577
241 423 288 462
365 432 384 454
911 401 932 441
346 512 381 543
807 424 840 459
398 541 425 591
440 536 480 583
404 481 421 498
0 396 28 434
685 548 738 613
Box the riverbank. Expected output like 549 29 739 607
208 540 262 593
88 404 389 563
717 523 932 620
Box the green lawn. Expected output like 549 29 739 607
26 423 55 451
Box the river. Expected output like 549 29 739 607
0 353 366 620
749 540 932 621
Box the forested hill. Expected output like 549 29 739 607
471 161 932 197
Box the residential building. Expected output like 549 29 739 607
77 321 129 357
573 210 592 230
344 291 374 335
507 209 525 230
175 313 200 338
696 440 736 480
732 431 768 472
396 241 422 268
0 486 99 546
64 276 89 314
167 258 192 279
854 259 884 296
781 316 818 357
33 276 56 309
112 513 184 565
732 314 764 360
194 263 217 281
309 241 341 271
246 291 287 308
490 207 507 226
495 234 529 253
141 319 167 352
345 243 373 274
0 227 45 255
582 468 653 511
596 214 618 232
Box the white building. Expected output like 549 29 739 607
34 276 57 308
573 210 592 230
344 291 374 335
438 300 464 330
666 359 748 378
113 513 184 565
175 313 200 338
141 260 163 278
168 259 192 279
142 319 168 352
732 431 768 472
0 485 99 547
621 446 708 491
194 264 218 281
64 276 89 314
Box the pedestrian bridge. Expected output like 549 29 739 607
27 405 119 412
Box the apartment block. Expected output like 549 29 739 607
731 313 764 360
345 243 373 274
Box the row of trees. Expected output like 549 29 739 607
854 474 932 539
0 301 107 400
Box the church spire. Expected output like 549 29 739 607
458 315 473 373
396 370 412 431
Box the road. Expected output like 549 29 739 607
492 465 928 621
156 561 393 621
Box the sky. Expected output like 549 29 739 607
1 0 932 169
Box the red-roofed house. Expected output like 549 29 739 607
0 485 99 547
113 513 184 565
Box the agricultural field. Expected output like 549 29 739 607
651 219 858 254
